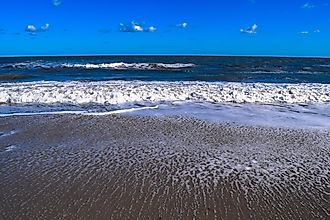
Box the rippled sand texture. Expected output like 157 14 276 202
0 115 329 220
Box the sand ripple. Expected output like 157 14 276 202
0 115 329 220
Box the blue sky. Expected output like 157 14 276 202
0 0 329 57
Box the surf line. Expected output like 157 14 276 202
0 106 159 117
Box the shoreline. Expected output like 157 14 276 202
1 114 329 219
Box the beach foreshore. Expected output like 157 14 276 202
0 115 329 220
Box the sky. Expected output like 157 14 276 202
0 0 329 57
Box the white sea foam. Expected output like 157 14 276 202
1 62 196 70
83 105 158 116
0 81 329 105
4 145 16 152
0 61 52 69
133 102 330 129
61 62 196 70
0 130 16 137
0 106 159 117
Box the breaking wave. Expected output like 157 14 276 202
0 81 329 105
61 62 196 70
0 62 196 70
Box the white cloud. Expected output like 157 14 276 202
147 26 157 32
177 22 188 29
132 24 143 32
41 23 50 31
119 22 143 32
53 0 61 7
240 24 258 34
299 29 320 35
119 22 156 33
25 25 37 33
302 2 316 9
25 24 50 34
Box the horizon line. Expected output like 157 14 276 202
1 54 330 59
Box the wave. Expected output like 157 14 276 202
0 81 329 105
0 61 53 69
62 62 196 70
0 62 196 70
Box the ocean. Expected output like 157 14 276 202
0 56 329 128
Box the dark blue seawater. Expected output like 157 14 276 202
1 56 330 83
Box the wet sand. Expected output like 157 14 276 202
0 115 329 220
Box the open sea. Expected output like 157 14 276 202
0 56 329 128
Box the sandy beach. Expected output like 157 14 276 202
0 115 329 220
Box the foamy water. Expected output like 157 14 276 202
132 102 330 129
1 81 329 129
0 130 16 137
1 81 329 105
0 106 159 117
0 61 196 70
3 145 16 152
62 62 196 70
